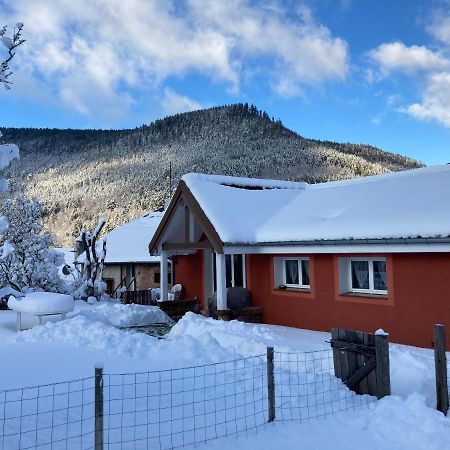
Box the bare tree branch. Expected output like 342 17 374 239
1 23 25 89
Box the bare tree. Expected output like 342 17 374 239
71 219 107 300
0 23 25 89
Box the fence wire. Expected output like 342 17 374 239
274 350 375 422
103 355 267 450
0 349 377 450
0 377 95 450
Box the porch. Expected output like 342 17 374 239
148 179 264 321
160 248 262 322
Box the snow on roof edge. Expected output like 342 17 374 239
179 165 450 245
182 172 308 190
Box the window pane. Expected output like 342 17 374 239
233 254 244 287
351 261 369 290
225 255 232 288
373 260 387 291
301 260 310 286
285 260 299 285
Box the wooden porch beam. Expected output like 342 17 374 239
162 242 213 251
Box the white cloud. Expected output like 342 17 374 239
405 72 450 127
368 42 449 74
367 11 450 129
161 88 205 115
3 0 349 119
428 12 450 46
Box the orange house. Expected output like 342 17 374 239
149 166 450 349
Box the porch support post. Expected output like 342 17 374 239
160 249 169 301
215 252 227 310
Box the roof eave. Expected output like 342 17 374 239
224 236 450 247
149 180 224 255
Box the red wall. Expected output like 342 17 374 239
249 253 450 349
172 251 205 308
174 251 450 349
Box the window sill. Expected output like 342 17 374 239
275 286 311 294
341 292 388 300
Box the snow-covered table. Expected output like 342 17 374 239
8 292 75 331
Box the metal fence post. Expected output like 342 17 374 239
433 324 449 415
374 332 391 399
95 366 104 450
266 347 275 422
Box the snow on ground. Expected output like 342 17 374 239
0 306 441 405
0 304 448 449
189 394 450 450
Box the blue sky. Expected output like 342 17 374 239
1 0 450 165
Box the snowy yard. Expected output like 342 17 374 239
0 302 449 449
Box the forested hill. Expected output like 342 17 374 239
1 104 422 245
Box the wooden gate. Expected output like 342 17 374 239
330 327 391 399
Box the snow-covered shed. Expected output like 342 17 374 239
103 211 168 295
149 165 450 349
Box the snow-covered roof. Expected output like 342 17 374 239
181 165 450 244
105 211 163 263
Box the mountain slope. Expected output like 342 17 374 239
1 104 421 245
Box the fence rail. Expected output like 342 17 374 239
0 349 376 450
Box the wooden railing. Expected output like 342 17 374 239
122 290 154 305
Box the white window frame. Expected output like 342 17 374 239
214 254 246 289
347 257 387 295
281 257 310 289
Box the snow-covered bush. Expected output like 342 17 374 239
0 196 65 292
65 219 108 301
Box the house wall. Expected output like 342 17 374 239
174 251 450 349
135 264 160 290
248 252 450 350
103 263 161 295
103 265 122 295
172 251 204 308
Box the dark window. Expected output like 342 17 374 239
104 278 114 294
233 255 244 287
285 260 299 285
226 255 232 288
301 260 310 286
373 260 387 291
154 271 161 284
351 261 370 290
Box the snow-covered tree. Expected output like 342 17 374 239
0 196 65 292
0 131 19 211
1 22 25 89
65 219 108 301
0 23 23 212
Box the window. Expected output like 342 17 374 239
347 258 387 294
274 257 310 289
154 271 161 284
214 254 246 289
104 278 114 294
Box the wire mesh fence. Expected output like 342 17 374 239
0 377 95 450
274 350 375 422
103 355 268 450
0 349 377 450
